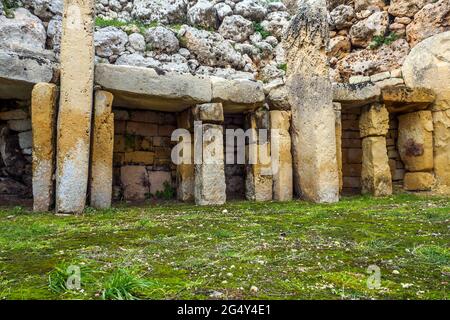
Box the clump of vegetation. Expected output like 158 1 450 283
155 181 176 200
253 22 271 39
2 0 19 18
101 269 149 300
95 17 158 35
48 263 93 294
369 32 399 49
413 245 450 265
277 63 287 73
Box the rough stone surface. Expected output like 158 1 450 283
382 86 436 113
270 110 293 201
56 0 95 214
284 0 339 203
332 82 381 108
398 111 434 172
95 64 212 111
404 172 435 191
193 103 224 123
361 136 393 196
90 91 114 209
121 165 149 201
31 83 57 212
359 103 389 138
432 109 450 190
195 124 226 205
148 171 171 195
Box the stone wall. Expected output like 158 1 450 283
0 99 33 199
341 106 362 194
387 114 405 186
112 108 177 201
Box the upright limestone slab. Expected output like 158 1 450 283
195 123 226 205
32 83 58 212
361 136 392 196
90 91 114 209
56 0 95 213
270 110 293 201
176 110 194 202
334 103 343 194
284 0 339 203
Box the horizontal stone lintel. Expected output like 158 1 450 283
0 49 57 100
95 64 264 114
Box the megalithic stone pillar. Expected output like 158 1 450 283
90 91 114 209
270 110 293 201
334 103 343 194
359 103 392 196
284 0 339 203
56 0 95 213
32 83 58 212
194 103 226 205
176 109 195 202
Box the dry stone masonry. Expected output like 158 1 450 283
0 0 449 212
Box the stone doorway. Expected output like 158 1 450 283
112 108 177 202
0 98 33 206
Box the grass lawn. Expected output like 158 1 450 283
0 194 449 300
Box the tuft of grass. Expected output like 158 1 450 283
155 182 176 200
1 0 18 18
48 263 93 294
277 63 287 73
95 17 158 34
253 22 271 39
369 32 399 49
413 245 450 265
101 269 149 300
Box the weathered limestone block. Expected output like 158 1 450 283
121 165 149 201
334 103 343 194
90 91 114 209
382 86 436 113
270 110 293 201
175 112 194 201
195 124 226 205
245 110 273 202
361 136 393 196
148 171 172 195
332 82 381 108
284 0 339 203
192 103 224 123
404 172 435 191
432 109 450 191
398 111 434 172
31 83 58 212
359 103 389 138
56 0 95 214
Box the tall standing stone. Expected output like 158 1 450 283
334 103 343 194
284 0 339 203
90 90 114 209
194 103 226 205
195 123 226 205
176 109 194 202
56 0 95 213
270 110 293 201
32 83 58 212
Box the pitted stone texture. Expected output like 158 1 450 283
145 27 179 54
148 171 172 195
398 111 434 172
284 0 339 203
361 136 393 196
432 109 450 190
219 15 254 42
403 31 450 111
187 0 218 30
359 103 389 138
94 26 128 58
404 172 435 191
270 110 293 201
132 0 187 24
382 86 436 113
56 0 95 214
195 124 226 205
193 103 224 123
332 82 381 108
32 83 58 212
121 165 149 201
90 91 114 209
0 8 46 51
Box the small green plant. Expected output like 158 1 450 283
95 17 158 35
369 32 399 49
277 63 287 73
2 0 18 18
253 22 271 39
155 181 175 200
101 269 149 300
413 245 450 265
48 263 93 294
